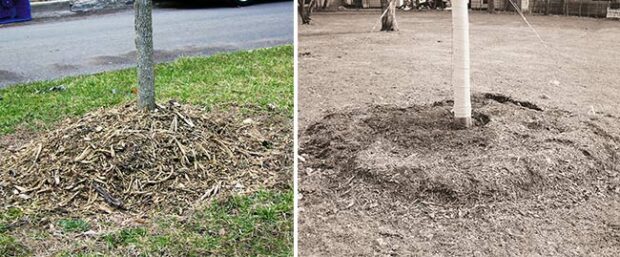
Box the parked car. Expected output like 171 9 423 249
232 0 255 6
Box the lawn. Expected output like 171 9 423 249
0 45 293 135
1 191 293 257
0 45 293 257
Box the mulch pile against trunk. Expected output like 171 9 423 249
0 101 292 215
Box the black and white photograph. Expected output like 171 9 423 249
297 1 620 256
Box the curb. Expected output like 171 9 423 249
29 0 132 19
30 0 73 18
31 0 71 13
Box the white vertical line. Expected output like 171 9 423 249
293 1 300 256
452 0 472 120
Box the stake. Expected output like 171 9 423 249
452 0 472 128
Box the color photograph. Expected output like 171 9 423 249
1 1 293 256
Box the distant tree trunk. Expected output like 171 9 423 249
299 0 313 24
381 0 398 31
437 0 445 9
488 0 495 13
135 0 155 110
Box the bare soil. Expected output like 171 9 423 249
298 11 620 256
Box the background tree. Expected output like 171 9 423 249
135 0 156 110
299 0 314 24
321 0 329 9
380 0 398 31
488 0 495 13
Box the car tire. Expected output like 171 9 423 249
232 0 254 6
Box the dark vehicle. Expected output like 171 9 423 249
155 0 257 7
232 0 254 5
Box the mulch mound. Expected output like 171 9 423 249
299 93 620 256
303 93 620 204
0 101 292 215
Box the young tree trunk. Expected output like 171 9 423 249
135 0 155 110
299 0 312 24
451 0 472 128
380 0 398 31
488 0 495 13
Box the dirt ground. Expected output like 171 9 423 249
298 11 620 256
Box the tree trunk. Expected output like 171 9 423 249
299 0 312 24
451 0 472 128
135 0 155 110
488 0 495 13
380 0 398 31
437 0 445 9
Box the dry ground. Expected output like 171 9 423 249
298 11 620 257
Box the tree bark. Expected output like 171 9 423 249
437 0 445 9
135 0 156 110
299 0 313 24
381 0 398 31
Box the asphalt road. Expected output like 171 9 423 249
0 1 293 88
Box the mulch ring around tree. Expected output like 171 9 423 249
0 101 292 216
302 93 620 205
299 93 620 256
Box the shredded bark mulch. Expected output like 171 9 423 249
0 101 292 215
299 93 620 256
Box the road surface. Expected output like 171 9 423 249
0 1 293 88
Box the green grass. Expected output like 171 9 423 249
102 227 147 247
56 190 293 257
0 208 29 257
181 190 294 256
0 208 24 234
0 191 294 256
0 45 293 135
58 219 91 233
0 234 30 257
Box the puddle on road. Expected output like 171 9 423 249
49 63 81 71
0 70 24 82
88 44 241 66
